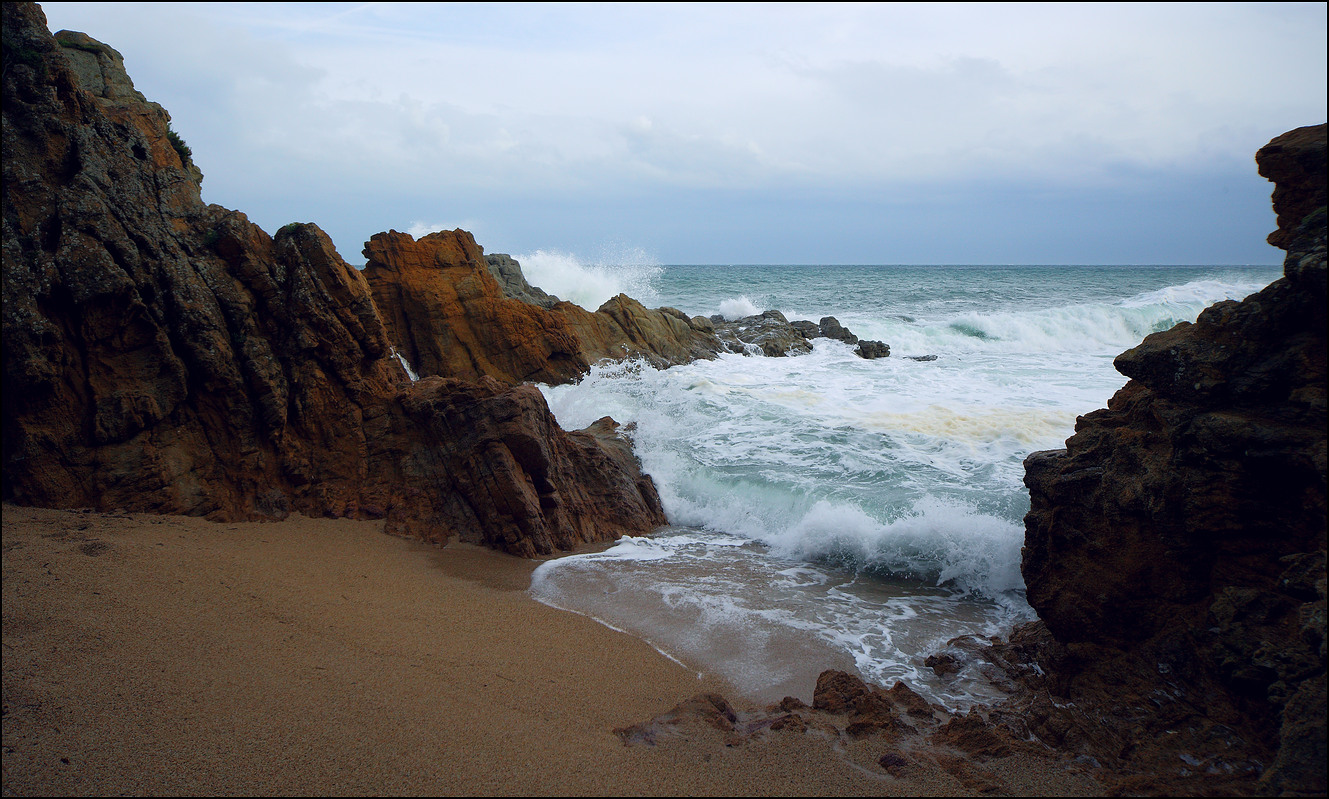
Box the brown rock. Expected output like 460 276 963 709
363 234 725 385
1018 124 1327 794
362 230 591 385
1257 124 1327 250
930 710 1014 760
812 669 873 714
2 5 665 558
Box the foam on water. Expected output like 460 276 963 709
530 264 1282 707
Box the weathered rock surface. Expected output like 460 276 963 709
555 294 727 371
363 229 592 386
2 3 665 556
485 252 561 309
1258 124 1328 251
712 309 814 357
1015 123 1326 795
364 233 727 382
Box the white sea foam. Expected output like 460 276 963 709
839 275 1275 357
533 264 1282 706
514 246 662 310
717 295 761 320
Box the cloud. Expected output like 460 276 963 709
34 2 1323 263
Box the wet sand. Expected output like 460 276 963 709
2 505 1102 796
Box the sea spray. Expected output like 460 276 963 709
514 247 662 310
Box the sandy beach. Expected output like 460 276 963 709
2 505 1103 796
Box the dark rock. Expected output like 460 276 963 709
713 310 814 357
1018 123 1326 794
819 316 859 345
790 319 821 338
1257 124 1328 250
1 5 666 558
485 253 561 309
855 340 890 359
907 355 938 362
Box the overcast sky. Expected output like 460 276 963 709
37 2 1328 265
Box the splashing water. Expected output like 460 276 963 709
514 246 662 310
530 263 1282 706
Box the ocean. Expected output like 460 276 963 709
512 254 1282 708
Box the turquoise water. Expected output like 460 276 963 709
517 260 1282 705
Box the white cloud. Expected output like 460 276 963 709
33 2 1325 263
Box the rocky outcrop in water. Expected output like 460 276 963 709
712 310 814 357
1013 123 1326 795
363 231 728 382
482 253 894 365
1 3 665 556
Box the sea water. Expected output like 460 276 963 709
517 254 1282 707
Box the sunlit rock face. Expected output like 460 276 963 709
1020 123 1326 795
2 2 666 557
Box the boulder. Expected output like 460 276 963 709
855 340 890 359
818 316 859 345
1 4 665 557
713 310 814 357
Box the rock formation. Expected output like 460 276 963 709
363 229 593 386
486 252 561 309
362 229 732 382
2 2 665 556
1014 123 1326 795
711 310 814 357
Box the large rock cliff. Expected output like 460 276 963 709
1017 124 1326 795
1 2 665 556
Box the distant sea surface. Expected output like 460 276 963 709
513 258 1282 706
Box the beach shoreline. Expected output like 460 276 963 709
2 504 1102 796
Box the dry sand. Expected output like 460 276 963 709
2 504 1103 796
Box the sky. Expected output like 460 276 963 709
36 2 1329 265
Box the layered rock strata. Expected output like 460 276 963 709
2 3 665 556
1015 123 1326 795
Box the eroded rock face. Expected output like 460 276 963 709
2 3 665 556
363 229 590 386
1019 123 1327 794
364 231 727 382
